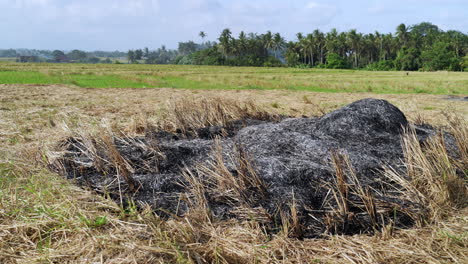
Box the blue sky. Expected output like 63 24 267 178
1 0 467 50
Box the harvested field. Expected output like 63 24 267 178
0 83 467 263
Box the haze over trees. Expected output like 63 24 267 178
2 22 467 71
0 49 125 63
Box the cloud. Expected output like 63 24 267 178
0 0 466 50
13 0 51 7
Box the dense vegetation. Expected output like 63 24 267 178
0 49 126 63
2 22 467 71
127 22 468 71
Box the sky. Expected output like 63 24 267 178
0 0 467 51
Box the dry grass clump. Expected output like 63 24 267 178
322 151 381 234
1 92 467 263
385 122 468 223
158 97 281 137
181 138 269 225
49 124 165 201
198 139 267 205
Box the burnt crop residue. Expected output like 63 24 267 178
50 99 463 238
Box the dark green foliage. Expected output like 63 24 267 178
462 55 468 71
325 53 349 69
175 30 281 67
279 22 466 71
421 42 462 71
134 49 143 60
145 46 178 64
52 50 69 63
284 42 301 67
89 50 126 58
365 60 395 71
102 58 112 64
127 50 136 63
262 57 283 67
4 22 467 71
178 41 200 56
176 47 224 65
68 50 87 61
86 57 101 64
0 49 18 57
395 47 421 71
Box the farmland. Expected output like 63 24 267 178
0 63 467 263
0 62 467 93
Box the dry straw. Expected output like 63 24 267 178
1 96 467 264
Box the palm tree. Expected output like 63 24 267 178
347 29 362 68
296 32 304 41
337 32 348 58
263 31 274 53
237 31 247 56
304 34 315 66
445 30 464 57
374 31 383 61
218 28 233 59
296 33 306 64
127 50 135 63
396 23 408 46
284 41 301 66
326 28 339 55
199 31 207 43
313 29 325 64
381 33 394 61
272 33 286 59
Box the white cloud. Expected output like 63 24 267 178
13 0 51 7
306 1 319 9
0 0 466 50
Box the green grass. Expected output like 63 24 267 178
0 62 467 94
0 71 149 88
0 71 58 84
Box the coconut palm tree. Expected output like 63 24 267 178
396 23 409 46
347 29 362 68
237 31 247 56
199 31 207 44
263 31 274 53
296 33 306 64
374 31 383 61
313 29 325 64
304 33 316 66
337 32 348 58
326 28 339 55
218 28 233 59
272 33 286 59
381 33 394 61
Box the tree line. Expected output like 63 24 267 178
0 49 126 63
3 22 467 71
284 22 467 71
127 22 467 71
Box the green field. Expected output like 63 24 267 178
0 62 467 94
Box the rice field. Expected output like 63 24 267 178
0 62 467 263
0 62 467 94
